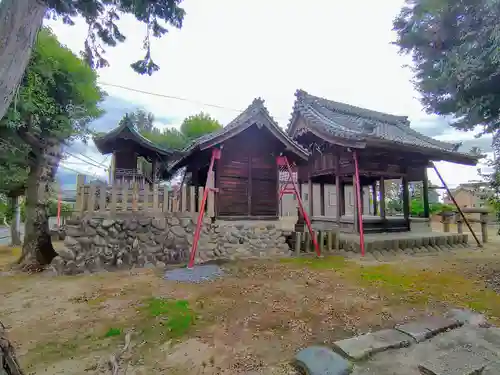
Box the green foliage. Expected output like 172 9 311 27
0 28 104 198
180 112 222 141
141 297 195 338
120 109 156 133
142 127 187 150
44 0 185 75
410 198 455 217
1 28 104 144
393 0 500 134
103 328 122 338
118 111 223 151
0 198 72 224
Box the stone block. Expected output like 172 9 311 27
395 316 462 343
446 309 490 328
418 348 489 375
332 329 412 360
483 361 500 375
294 346 352 375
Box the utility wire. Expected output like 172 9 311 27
64 150 108 170
98 82 294 124
99 82 243 113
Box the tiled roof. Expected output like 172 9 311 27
93 119 175 157
288 89 463 153
168 98 309 172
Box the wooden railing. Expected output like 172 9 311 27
74 174 215 217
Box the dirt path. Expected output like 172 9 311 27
1 241 500 374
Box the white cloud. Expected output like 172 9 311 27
46 0 488 186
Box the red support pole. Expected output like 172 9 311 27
278 156 321 257
187 148 220 269
352 150 365 256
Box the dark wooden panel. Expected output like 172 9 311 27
218 151 249 217
251 178 277 216
250 155 277 216
217 176 249 216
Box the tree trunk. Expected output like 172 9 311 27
0 0 46 121
9 196 22 246
18 143 61 270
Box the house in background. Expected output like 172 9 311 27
443 181 491 208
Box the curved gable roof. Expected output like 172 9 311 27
93 119 175 157
168 98 309 173
288 89 479 165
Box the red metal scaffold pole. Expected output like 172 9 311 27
353 150 365 256
187 147 221 269
277 155 321 257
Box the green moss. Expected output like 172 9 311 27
280 255 348 270
22 333 117 369
138 298 196 342
282 256 500 321
104 328 122 338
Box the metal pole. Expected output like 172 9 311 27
431 162 482 247
187 148 220 269
353 150 365 256
282 156 321 257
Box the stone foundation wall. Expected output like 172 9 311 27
51 214 291 275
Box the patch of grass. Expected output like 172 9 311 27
21 332 117 369
280 255 348 270
104 327 122 338
282 256 500 321
0 245 20 269
136 297 196 345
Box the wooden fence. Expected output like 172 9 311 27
75 177 215 217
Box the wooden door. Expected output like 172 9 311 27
217 154 250 216
250 155 278 216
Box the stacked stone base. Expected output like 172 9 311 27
49 214 291 275
339 232 469 255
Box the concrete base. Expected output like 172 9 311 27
337 231 469 254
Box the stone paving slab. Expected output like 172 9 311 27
395 316 462 343
483 360 500 375
418 348 489 375
332 329 412 361
446 309 491 328
350 325 500 375
294 346 352 375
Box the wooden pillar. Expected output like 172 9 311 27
371 182 377 215
422 170 430 219
308 177 314 217
192 169 199 212
320 182 325 216
359 183 364 214
353 182 359 232
402 175 410 229
151 159 157 184
336 175 343 224
379 177 386 219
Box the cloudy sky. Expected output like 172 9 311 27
48 0 492 189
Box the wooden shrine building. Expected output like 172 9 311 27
167 99 309 219
287 89 479 234
94 117 178 188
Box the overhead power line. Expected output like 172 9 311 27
99 82 243 113
64 150 108 170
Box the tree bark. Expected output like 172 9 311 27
0 0 46 121
18 143 61 270
9 196 22 246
